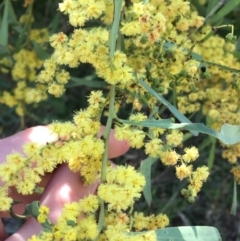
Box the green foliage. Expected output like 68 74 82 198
131 226 222 241
140 156 157 206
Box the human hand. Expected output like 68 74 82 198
0 126 129 241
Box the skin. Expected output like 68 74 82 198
0 126 129 241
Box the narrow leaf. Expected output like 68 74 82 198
208 137 216 170
191 52 203 62
0 44 9 57
140 156 157 206
204 60 240 74
154 226 222 241
32 41 50 60
236 37 240 52
138 79 199 136
162 40 240 74
7 0 18 23
67 76 107 88
48 12 61 35
118 119 240 145
130 226 221 241
142 0 149 4
206 0 223 16
109 0 123 61
0 0 9 46
231 180 237 216
208 0 240 24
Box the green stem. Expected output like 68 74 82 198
25 0 34 48
208 137 216 171
230 179 237 216
186 0 225 39
101 86 116 182
97 85 116 233
172 82 177 108
214 24 234 35
97 0 122 235
16 0 34 50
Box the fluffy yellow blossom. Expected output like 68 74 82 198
192 166 209 182
0 163 18 183
0 195 13 211
176 19 190 32
62 227 78 241
133 98 142 111
99 166 145 212
115 125 145 148
155 213 169 229
191 16 205 28
104 226 129 241
133 212 149 231
38 232 53 241
231 166 240 184
22 142 40 156
55 70 70 84
30 28 48 45
6 153 26 169
62 201 80 221
16 180 36 195
37 205 49 224
28 235 40 241
52 47 74 65
149 127 166 137
69 10 87 27
79 194 99 213
113 50 128 68
182 146 199 163
37 69 54 83
160 150 179 166
114 124 132 141
49 121 76 140
58 0 74 14
188 179 203 195
129 129 146 148
23 0 33 7
129 113 148 122
184 60 199 77
88 90 106 108
77 215 99 240
121 21 142 36
86 1 106 19
25 89 44 104
145 138 163 157
166 130 183 147
73 110 91 126
175 164 193 180
141 231 157 241
68 154 87 172
47 83 65 97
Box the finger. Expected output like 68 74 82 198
0 126 58 159
5 217 41 241
0 125 128 164
1 125 128 163
0 219 8 240
0 126 129 218
98 126 129 158
0 187 42 219
4 125 128 238
40 164 99 223
6 164 99 240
